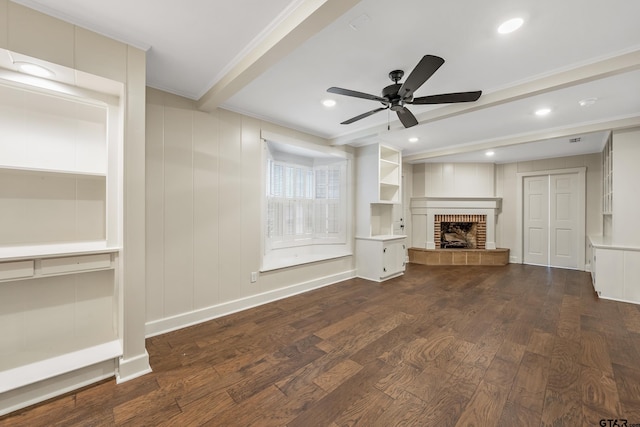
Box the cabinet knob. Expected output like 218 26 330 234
383 248 386 253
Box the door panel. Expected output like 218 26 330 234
523 176 548 265
550 173 578 268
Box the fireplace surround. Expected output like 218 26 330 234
410 197 501 250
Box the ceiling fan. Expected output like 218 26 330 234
327 55 482 128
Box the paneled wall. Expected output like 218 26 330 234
145 88 356 335
412 163 495 197
495 154 602 263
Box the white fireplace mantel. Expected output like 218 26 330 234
410 197 502 250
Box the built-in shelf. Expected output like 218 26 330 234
0 340 122 394
356 143 406 281
0 67 123 401
0 165 106 178
0 241 119 262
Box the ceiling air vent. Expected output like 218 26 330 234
569 137 581 143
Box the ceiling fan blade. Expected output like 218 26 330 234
341 107 388 124
409 90 482 105
398 55 445 100
396 107 418 128
328 87 388 103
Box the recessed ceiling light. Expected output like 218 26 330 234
485 151 495 157
408 137 419 143
535 107 552 116
14 61 55 78
578 97 598 107
497 17 524 34
321 99 336 107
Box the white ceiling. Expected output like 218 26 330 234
11 0 640 163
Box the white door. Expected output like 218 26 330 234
523 176 549 266
550 173 579 268
523 172 581 269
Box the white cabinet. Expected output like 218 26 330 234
355 143 406 281
0 74 123 395
589 236 640 304
356 236 406 282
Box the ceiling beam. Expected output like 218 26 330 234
197 0 361 113
330 49 640 146
402 114 640 163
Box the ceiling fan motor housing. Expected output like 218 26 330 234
382 83 404 108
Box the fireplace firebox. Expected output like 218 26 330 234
434 214 486 249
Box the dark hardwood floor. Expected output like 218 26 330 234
3 263 640 426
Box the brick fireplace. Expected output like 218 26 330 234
410 197 501 250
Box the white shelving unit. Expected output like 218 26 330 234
355 143 406 282
0 75 123 394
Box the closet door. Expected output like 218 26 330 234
522 172 581 269
549 173 579 268
523 176 549 266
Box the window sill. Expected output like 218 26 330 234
261 246 352 272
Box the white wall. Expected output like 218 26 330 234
611 128 640 246
495 154 602 264
145 88 356 335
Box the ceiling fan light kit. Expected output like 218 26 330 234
327 55 482 128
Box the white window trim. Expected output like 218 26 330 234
260 131 353 272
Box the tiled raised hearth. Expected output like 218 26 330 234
408 247 510 266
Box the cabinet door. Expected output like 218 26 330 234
382 241 405 278
594 249 624 299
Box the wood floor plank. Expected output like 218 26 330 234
507 351 550 414
421 385 471 426
497 400 541 427
2 263 639 426
580 329 614 374
432 338 476 374
612 363 640 408
330 388 393 427
404 363 452 404
540 386 585 427
454 379 510 427
374 361 422 399
286 359 393 427
547 334 581 391
580 366 622 418
312 358 363 393
373 390 430 427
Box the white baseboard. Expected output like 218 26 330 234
598 295 640 305
145 269 357 338
116 350 152 383
0 360 115 417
